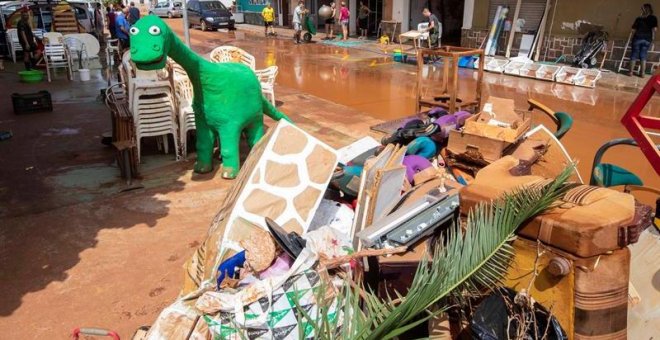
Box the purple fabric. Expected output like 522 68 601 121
403 155 432 183
454 111 472 126
400 118 424 129
428 107 448 119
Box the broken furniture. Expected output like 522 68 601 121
461 156 645 339
416 46 485 114
11 91 52 114
589 138 660 190
447 96 531 164
104 83 138 180
527 98 573 139
254 65 278 105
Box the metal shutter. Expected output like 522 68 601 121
488 0 547 33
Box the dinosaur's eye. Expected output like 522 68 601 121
149 26 161 35
129 27 139 35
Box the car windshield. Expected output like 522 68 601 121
200 1 226 10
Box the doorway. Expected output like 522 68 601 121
412 0 464 46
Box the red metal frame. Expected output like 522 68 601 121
620 74 660 175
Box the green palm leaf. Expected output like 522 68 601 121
298 165 574 339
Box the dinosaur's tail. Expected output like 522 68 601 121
262 96 292 122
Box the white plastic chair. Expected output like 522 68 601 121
209 46 256 70
43 35 72 82
132 87 180 163
43 32 64 42
64 36 89 69
6 29 22 63
173 77 196 159
255 65 278 105
416 23 430 48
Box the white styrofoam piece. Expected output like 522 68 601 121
337 136 380 165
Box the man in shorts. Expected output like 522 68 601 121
292 1 306 44
17 9 42 70
262 2 275 36
324 2 336 40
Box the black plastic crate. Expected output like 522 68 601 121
12 91 53 114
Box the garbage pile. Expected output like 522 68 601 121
139 99 652 339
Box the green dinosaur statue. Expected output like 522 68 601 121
129 15 291 179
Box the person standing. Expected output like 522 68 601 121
17 9 41 70
324 2 336 40
358 2 370 39
422 8 441 48
262 2 275 37
292 1 306 44
339 2 350 41
116 7 131 53
94 3 104 41
107 6 116 39
128 1 140 25
629 3 657 77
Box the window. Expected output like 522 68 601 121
200 1 227 11
488 0 546 33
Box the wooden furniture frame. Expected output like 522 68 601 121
415 46 485 114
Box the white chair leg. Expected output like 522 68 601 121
163 135 169 154
172 130 180 161
46 62 52 82
180 124 187 160
269 92 275 105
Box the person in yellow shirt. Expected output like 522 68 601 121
262 3 276 37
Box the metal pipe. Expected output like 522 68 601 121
181 0 190 46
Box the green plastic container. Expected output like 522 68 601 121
18 70 45 83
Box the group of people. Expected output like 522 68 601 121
320 1 367 41
106 2 142 53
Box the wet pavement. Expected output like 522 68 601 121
0 20 658 339
170 20 659 198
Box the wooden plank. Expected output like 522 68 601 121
533 0 552 61
505 0 522 58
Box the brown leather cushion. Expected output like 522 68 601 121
460 156 635 258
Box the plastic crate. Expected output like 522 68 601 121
11 91 53 114
573 69 602 88
555 66 582 85
535 64 561 81
519 62 542 78
485 57 509 73
504 61 530 76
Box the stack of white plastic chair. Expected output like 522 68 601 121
64 36 88 69
32 29 44 40
6 29 22 63
123 52 179 162
254 66 278 105
43 34 72 82
209 46 256 70
173 77 196 159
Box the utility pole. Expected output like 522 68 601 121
181 0 190 46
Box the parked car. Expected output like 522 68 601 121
149 1 182 18
187 0 234 31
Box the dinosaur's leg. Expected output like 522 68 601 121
244 117 264 149
193 113 215 174
216 123 242 179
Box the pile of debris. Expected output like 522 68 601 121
135 98 653 339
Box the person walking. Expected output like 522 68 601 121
422 8 441 48
128 1 140 25
629 3 657 77
324 2 336 40
116 7 131 53
358 2 370 39
17 9 42 70
262 2 275 37
292 1 306 44
339 2 350 41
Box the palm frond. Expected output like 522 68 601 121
298 165 575 340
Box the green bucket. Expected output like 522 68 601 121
18 70 45 83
